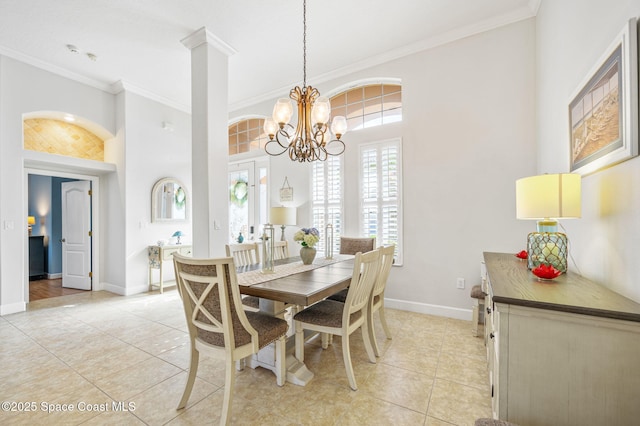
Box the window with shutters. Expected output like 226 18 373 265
360 139 402 264
312 156 342 255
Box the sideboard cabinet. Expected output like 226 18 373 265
483 252 640 426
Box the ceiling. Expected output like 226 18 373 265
0 0 539 112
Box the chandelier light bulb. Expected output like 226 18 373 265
263 118 278 138
273 98 293 125
311 96 331 126
331 116 348 139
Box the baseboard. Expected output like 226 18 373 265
1 301 27 316
101 282 127 296
385 298 472 321
100 281 177 296
47 273 62 279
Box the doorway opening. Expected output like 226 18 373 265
25 170 98 303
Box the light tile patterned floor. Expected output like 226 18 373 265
0 290 491 425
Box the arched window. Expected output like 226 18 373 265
228 118 268 155
330 83 401 132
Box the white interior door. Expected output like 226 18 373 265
61 180 92 290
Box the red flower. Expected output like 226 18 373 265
515 250 528 259
532 264 561 279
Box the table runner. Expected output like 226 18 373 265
237 254 352 286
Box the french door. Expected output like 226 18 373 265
228 160 268 243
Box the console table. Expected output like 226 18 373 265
148 244 192 293
483 252 640 426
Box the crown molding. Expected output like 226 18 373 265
0 45 112 93
229 4 537 111
111 80 191 113
529 0 542 15
180 27 237 56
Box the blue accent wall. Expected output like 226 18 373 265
27 175 78 276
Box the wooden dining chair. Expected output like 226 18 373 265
339 236 376 255
293 249 381 391
367 244 395 356
173 253 288 425
327 237 377 303
273 240 290 260
225 243 260 266
225 243 260 310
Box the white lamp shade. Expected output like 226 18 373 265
311 96 331 125
263 118 278 136
331 116 347 136
273 98 293 125
516 173 581 220
270 207 297 225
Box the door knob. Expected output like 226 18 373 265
60 238 66 243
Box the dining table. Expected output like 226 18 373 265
235 254 355 385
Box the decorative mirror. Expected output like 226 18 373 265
152 178 189 222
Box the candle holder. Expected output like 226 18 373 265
262 224 275 273
325 223 333 259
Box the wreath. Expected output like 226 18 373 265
174 187 186 210
230 180 248 207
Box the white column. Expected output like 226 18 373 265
181 28 236 257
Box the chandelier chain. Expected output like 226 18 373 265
303 0 307 88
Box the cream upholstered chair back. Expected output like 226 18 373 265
273 240 290 260
225 243 260 266
174 254 258 353
173 253 288 425
339 237 376 255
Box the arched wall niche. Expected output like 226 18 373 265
23 111 114 162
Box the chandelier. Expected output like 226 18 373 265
263 0 347 162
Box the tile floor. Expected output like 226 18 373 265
0 290 491 425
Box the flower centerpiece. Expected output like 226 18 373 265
294 227 320 264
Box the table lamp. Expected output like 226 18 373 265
516 173 581 272
270 207 297 241
28 216 35 236
172 230 183 244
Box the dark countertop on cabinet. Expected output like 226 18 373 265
483 252 640 323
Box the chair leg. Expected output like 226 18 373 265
177 345 199 409
221 357 235 426
378 306 392 339
368 305 381 357
321 332 330 349
341 333 358 390
294 321 304 362
472 300 479 336
361 315 377 364
275 336 286 387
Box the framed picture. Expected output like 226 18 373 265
279 176 293 202
569 18 638 175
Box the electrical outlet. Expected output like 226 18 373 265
457 277 465 289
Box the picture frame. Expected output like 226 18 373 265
568 18 638 176
279 176 293 202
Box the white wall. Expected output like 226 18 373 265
0 57 193 313
121 91 192 295
536 0 640 302
0 56 115 314
231 18 537 318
